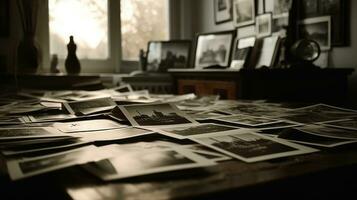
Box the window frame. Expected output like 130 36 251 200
38 0 180 74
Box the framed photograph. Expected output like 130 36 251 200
297 0 350 46
256 13 272 38
193 31 235 69
146 40 192 72
0 0 9 37
265 0 292 18
230 36 256 69
298 16 331 51
232 0 255 27
214 0 233 24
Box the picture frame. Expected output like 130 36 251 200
298 16 331 51
214 0 233 24
297 0 350 46
0 0 9 38
230 36 256 70
146 40 192 72
232 0 255 27
193 31 235 69
256 13 272 38
265 0 292 19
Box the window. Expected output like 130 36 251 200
49 0 108 59
38 0 173 73
120 0 169 61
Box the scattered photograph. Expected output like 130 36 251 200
322 118 357 131
298 16 331 51
192 130 317 162
215 114 282 127
75 127 154 142
0 127 68 140
233 0 255 27
146 41 191 72
254 121 303 130
150 123 240 139
62 97 116 115
297 124 357 140
277 128 357 147
118 103 197 126
194 31 234 69
53 119 126 133
214 0 233 24
83 148 216 181
6 145 103 180
256 13 272 38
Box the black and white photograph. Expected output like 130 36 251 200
322 118 357 131
83 148 216 181
194 31 234 69
118 103 197 126
274 0 292 18
233 0 255 27
53 119 126 133
73 127 154 142
214 0 233 24
298 0 349 46
6 145 102 180
272 15 289 36
230 36 256 69
277 128 357 147
0 127 68 140
146 41 191 72
297 124 357 140
150 123 240 139
298 16 331 51
215 114 282 127
62 97 117 115
192 130 317 162
256 13 272 38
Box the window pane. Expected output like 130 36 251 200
49 0 108 59
121 0 169 61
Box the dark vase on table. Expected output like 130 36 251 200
17 36 40 74
65 36 81 74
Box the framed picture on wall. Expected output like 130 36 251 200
214 0 233 24
0 0 9 37
256 13 272 38
232 0 255 27
298 16 331 51
297 0 350 46
193 31 235 69
146 40 192 72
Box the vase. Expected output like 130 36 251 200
17 36 40 74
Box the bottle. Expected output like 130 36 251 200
65 36 81 74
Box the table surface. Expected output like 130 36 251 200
2 139 357 200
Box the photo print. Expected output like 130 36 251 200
150 123 240 139
83 148 216 181
233 0 255 27
192 130 317 162
118 103 197 126
146 41 191 72
230 36 256 69
265 0 292 18
256 13 272 38
214 0 233 24
62 97 116 116
298 16 331 51
6 145 103 180
194 31 234 69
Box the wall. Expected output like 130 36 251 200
190 0 357 105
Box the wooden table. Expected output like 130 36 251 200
2 141 357 199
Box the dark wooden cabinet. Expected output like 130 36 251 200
169 68 354 103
